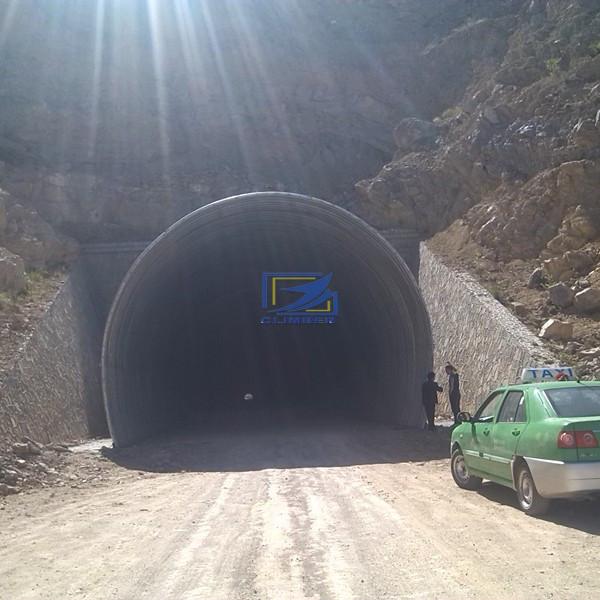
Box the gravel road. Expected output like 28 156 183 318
1 424 599 600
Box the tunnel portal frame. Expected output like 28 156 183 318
102 192 433 447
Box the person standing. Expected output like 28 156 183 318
422 371 443 431
446 363 461 424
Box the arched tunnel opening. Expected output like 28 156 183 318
102 193 432 447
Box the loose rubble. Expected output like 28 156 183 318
0 437 114 498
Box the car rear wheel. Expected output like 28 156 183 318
451 448 482 490
516 464 551 516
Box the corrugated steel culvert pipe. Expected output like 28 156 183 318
102 193 433 447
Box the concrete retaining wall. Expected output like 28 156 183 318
80 243 148 321
381 229 421 279
80 233 421 322
0 265 105 444
419 244 554 415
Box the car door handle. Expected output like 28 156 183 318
483 429 490 436
512 430 521 436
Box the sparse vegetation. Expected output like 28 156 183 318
25 269 51 284
18 268 64 299
0 291 15 311
441 106 463 121
545 57 561 75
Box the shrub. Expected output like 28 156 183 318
589 40 600 56
545 57 561 75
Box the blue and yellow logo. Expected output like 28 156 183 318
260 272 339 324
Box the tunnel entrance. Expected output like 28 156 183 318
102 193 432 447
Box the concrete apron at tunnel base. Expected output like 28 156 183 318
102 192 433 447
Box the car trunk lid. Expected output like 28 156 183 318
564 417 600 461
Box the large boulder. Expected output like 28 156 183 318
393 118 438 154
546 205 597 254
539 319 573 341
527 267 545 289
574 287 600 313
548 283 575 308
543 256 574 282
0 247 26 294
510 302 528 317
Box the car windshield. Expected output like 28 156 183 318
544 386 600 418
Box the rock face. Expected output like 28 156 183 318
356 3 600 257
393 119 439 155
0 187 78 281
2 201 78 269
1 0 572 245
0 2 595 247
348 2 600 376
0 0 594 253
0 0 525 242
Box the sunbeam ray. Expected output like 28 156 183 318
87 0 106 160
148 0 172 188
0 0 18 51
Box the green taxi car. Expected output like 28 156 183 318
450 377 600 515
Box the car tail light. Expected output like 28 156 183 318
558 431 576 448
575 431 599 448
557 430 599 448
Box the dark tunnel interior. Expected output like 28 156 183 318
102 193 432 447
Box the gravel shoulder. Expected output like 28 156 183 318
1 425 599 600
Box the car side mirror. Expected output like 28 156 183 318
457 411 472 424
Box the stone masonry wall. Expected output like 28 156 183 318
419 244 555 416
0 265 105 444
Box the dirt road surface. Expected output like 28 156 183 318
1 424 599 600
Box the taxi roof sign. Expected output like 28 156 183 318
520 366 577 383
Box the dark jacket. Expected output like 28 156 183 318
422 380 443 406
448 372 461 399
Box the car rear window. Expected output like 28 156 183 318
544 386 600 417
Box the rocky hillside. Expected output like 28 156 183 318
355 0 600 375
0 0 599 373
0 0 527 243
0 187 74 383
